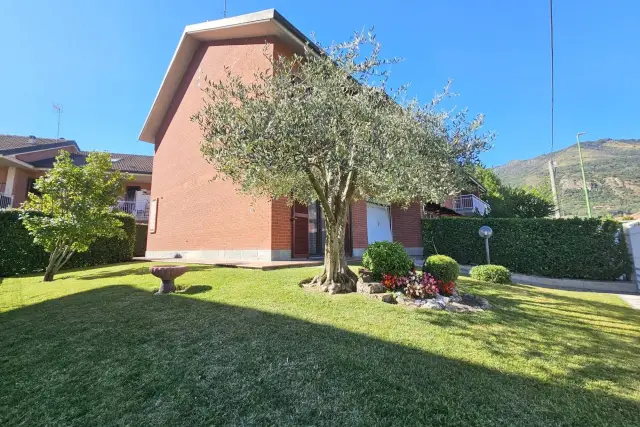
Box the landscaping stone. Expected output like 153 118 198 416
445 302 483 313
435 295 450 305
461 294 491 309
377 293 396 304
422 299 445 310
357 278 385 294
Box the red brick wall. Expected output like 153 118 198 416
391 202 423 248
148 38 279 252
351 200 368 250
14 145 78 163
271 197 292 251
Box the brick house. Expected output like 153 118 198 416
139 9 488 261
0 134 153 222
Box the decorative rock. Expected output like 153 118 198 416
461 294 491 309
376 293 396 304
356 278 386 294
435 295 450 305
150 265 188 295
423 299 445 310
358 269 376 283
445 302 482 313
449 293 462 303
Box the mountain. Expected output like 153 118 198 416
494 139 640 217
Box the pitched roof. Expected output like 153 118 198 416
28 152 153 174
0 134 80 155
139 9 318 143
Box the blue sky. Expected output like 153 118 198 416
0 0 638 166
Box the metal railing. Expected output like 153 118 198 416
116 200 149 222
0 194 13 209
453 194 490 216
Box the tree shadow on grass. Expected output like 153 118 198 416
0 285 638 427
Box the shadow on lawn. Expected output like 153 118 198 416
0 286 638 427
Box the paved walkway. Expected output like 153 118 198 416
619 294 640 310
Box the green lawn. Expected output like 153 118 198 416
1 263 639 426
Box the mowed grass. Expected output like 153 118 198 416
1 262 639 426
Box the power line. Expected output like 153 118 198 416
549 0 555 152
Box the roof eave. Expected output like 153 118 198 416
138 9 318 143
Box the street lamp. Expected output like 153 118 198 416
479 226 493 264
576 132 592 218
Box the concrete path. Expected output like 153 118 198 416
619 294 640 310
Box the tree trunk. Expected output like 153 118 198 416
309 217 358 294
42 246 74 282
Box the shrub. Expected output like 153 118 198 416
470 265 512 284
0 210 135 277
423 255 459 283
362 241 413 280
423 217 632 281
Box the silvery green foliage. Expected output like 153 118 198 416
194 31 492 221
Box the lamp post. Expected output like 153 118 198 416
576 132 592 218
479 226 493 265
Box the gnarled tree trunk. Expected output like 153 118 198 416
309 207 358 293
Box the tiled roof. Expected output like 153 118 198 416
28 152 153 174
0 134 79 155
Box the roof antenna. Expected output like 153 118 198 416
223 0 227 17
52 103 63 138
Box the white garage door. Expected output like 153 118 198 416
367 202 393 244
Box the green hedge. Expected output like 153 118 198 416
0 210 136 277
134 223 148 257
423 217 632 281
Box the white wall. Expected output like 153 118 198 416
623 221 640 290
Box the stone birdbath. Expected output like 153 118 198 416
150 265 188 295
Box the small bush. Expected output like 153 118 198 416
470 264 512 284
423 255 459 283
362 241 413 280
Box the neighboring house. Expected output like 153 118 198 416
138 9 489 261
0 134 153 222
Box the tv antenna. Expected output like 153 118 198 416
52 103 63 138
223 0 227 17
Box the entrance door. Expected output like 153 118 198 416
292 202 309 258
367 202 392 244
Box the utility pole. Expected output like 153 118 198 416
548 160 562 218
52 103 63 138
576 132 592 218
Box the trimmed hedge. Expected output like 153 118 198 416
0 210 136 277
362 241 414 280
134 223 148 257
470 265 512 284
423 255 460 283
423 217 632 281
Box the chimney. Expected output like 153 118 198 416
28 135 36 144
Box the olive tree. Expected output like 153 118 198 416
194 32 492 293
21 151 131 281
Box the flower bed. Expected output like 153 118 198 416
357 268 490 312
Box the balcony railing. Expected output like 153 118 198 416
0 194 13 209
453 194 490 216
116 200 149 222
